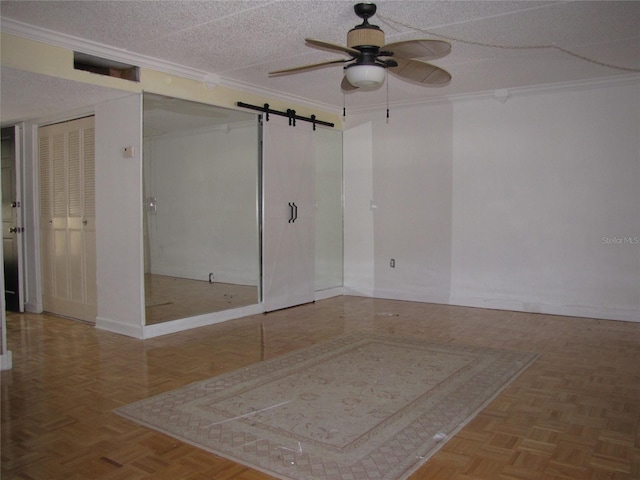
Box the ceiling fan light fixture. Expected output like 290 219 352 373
345 64 385 87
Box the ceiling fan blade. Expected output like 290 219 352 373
269 58 349 76
341 76 359 91
389 59 451 86
382 39 451 60
305 38 361 57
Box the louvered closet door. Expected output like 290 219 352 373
39 116 97 323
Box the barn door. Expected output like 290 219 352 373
262 115 316 312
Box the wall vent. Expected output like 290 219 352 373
74 52 140 82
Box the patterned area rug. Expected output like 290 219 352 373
116 333 538 480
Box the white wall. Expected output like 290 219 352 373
23 121 42 314
95 94 145 337
372 104 454 304
315 127 344 291
143 123 259 286
343 122 375 297
0 184 11 370
344 102 454 304
344 78 640 322
450 80 639 321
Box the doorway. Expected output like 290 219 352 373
1 126 24 312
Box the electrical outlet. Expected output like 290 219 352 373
390 258 395 268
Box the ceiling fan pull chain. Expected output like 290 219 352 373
343 93 346 118
386 71 390 121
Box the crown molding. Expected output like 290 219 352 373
1 17 214 84
347 73 640 114
449 73 640 103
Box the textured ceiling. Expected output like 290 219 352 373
1 0 639 123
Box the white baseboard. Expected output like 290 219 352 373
448 295 639 323
94 291 637 341
25 301 44 313
95 316 145 339
142 303 265 339
315 287 344 302
1 351 13 370
372 287 451 307
360 287 639 323
342 287 375 298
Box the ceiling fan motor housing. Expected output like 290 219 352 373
347 26 385 49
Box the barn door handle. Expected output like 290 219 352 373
288 202 298 223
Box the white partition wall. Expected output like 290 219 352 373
94 94 145 337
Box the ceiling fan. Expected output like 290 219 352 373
269 2 452 91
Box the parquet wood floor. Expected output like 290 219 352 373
2 296 639 479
